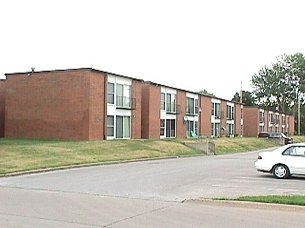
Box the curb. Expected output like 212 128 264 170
187 198 305 212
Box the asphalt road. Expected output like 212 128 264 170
1 149 305 227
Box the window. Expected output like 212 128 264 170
211 123 220 137
186 120 194 137
186 120 199 137
186 97 194 115
275 115 280 124
116 84 131 108
107 116 114 137
259 126 265 133
107 83 115 104
161 93 165 110
269 113 274 124
212 102 220 118
166 119 176 138
226 105 234 120
259 111 264 123
186 97 199 115
283 146 305 156
160 119 165 136
226 123 234 136
195 99 199 114
116 116 130 138
166 93 176 113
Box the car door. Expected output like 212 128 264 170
284 146 305 175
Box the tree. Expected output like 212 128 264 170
231 90 255 106
251 53 305 134
198 89 215 97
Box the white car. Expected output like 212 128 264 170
255 143 305 179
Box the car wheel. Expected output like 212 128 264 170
272 164 290 179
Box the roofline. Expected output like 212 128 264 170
4 67 241 104
144 80 241 104
4 67 146 83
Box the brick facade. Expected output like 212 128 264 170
243 106 294 137
199 96 212 137
5 70 102 140
141 83 161 139
0 80 5 137
0 68 295 140
176 90 186 138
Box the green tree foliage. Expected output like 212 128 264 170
231 91 255 106
198 89 215 97
251 53 305 114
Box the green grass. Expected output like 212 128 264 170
236 195 305 206
0 138 200 175
1 136 305 176
209 137 280 154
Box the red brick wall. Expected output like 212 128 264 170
176 90 186 138
141 83 161 139
288 115 295 135
234 103 242 136
220 101 227 137
200 96 212 137
88 71 106 140
5 69 99 140
0 80 5 137
131 80 143 139
243 107 259 136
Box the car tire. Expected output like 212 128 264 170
272 164 290 179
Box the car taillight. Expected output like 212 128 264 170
257 155 262 159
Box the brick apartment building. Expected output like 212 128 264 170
0 68 292 141
4 68 144 140
140 81 243 139
0 80 5 137
243 106 294 137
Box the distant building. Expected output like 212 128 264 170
243 106 294 136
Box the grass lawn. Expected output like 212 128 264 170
1 136 305 176
236 195 305 206
0 138 201 175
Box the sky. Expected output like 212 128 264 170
1 0 305 100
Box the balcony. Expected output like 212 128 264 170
116 96 136 109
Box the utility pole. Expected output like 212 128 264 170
240 81 243 103
298 95 301 135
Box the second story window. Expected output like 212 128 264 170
259 111 264 123
226 105 234 120
186 97 199 115
107 82 115 104
212 102 220 118
269 113 274 124
116 84 131 108
166 93 176 113
161 93 165 110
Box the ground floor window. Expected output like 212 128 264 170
259 126 265 133
186 120 198 137
166 119 176 138
211 123 220 137
226 123 234 136
107 116 114 137
116 116 131 139
160 119 165 136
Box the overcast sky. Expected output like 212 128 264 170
1 0 305 100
